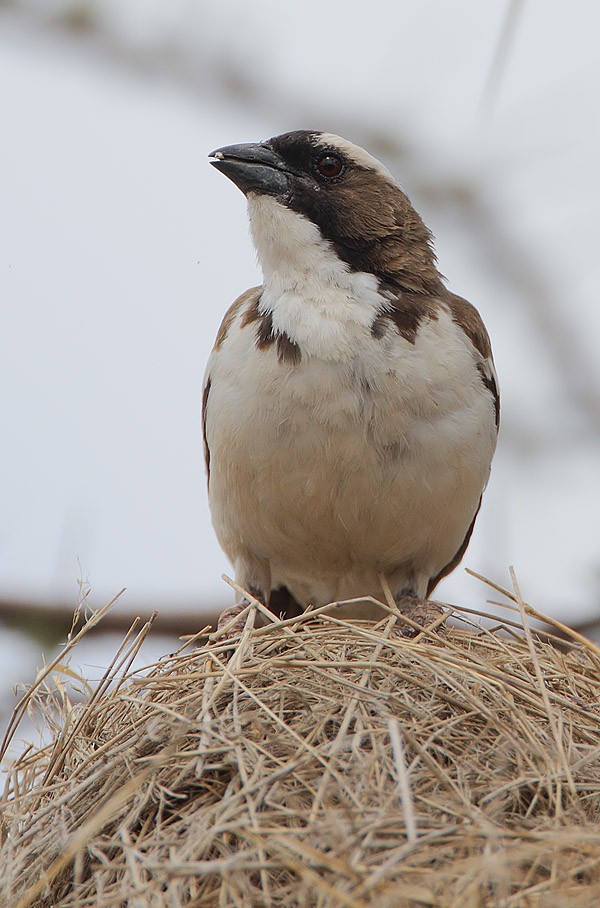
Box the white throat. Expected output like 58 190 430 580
247 194 389 360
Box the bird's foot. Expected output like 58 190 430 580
212 602 252 648
394 596 448 638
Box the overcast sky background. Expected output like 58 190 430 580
2 0 600 735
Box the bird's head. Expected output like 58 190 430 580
209 130 441 295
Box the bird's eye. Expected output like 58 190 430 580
316 153 344 179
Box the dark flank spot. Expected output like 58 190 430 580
386 293 440 344
371 291 440 345
370 315 388 339
242 293 301 365
255 309 275 349
477 363 500 430
426 497 482 597
202 377 211 486
276 332 302 366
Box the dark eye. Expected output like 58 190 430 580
316 153 344 179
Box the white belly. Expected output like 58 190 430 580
205 307 496 605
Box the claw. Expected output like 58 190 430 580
395 597 448 638
210 601 260 661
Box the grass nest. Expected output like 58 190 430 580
2 574 600 907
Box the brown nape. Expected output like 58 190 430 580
296 165 444 296
268 585 304 619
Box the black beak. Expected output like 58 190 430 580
209 142 291 197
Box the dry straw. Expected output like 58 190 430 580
2 571 600 907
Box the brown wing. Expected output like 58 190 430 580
427 295 499 595
201 376 211 486
202 286 264 488
447 293 500 430
426 497 481 597
214 285 262 350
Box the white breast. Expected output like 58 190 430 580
248 195 391 361
205 274 497 606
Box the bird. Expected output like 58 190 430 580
204 130 499 639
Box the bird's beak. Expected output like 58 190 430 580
209 142 291 197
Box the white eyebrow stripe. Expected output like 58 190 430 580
317 133 395 182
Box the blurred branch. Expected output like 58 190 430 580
0 596 221 647
563 615 600 641
479 0 526 117
460 193 600 433
410 167 600 437
1 592 597 655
